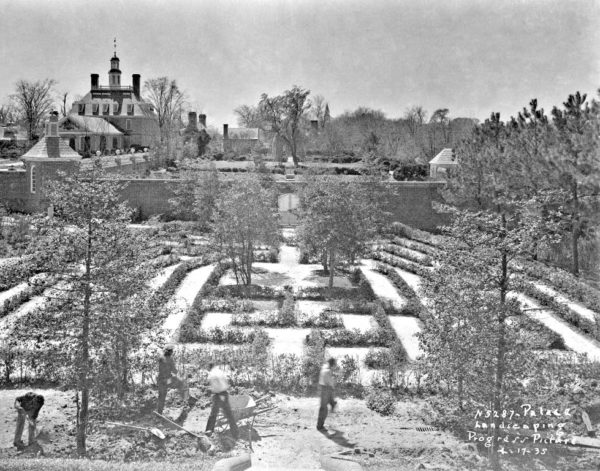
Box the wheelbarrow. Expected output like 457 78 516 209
214 394 276 449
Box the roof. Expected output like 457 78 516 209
22 137 82 159
429 148 456 165
60 115 123 136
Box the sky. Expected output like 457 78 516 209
0 0 598 128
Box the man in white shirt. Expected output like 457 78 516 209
317 357 337 431
205 363 239 439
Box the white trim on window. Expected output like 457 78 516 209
30 165 37 194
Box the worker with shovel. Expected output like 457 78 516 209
157 344 192 414
14 391 45 450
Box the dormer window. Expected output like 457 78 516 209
78 104 86 115
127 104 134 116
92 104 99 116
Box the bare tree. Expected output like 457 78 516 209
259 85 311 166
0 103 17 123
311 94 327 128
234 104 263 129
11 78 57 141
60 92 70 118
143 77 186 143
404 105 427 137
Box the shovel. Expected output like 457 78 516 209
106 421 166 440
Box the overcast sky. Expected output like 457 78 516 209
1 0 598 128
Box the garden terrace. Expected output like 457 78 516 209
372 226 600 361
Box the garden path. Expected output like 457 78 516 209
385 252 600 362
511 292 600 361
0 281 67 337
360 260 423 361
533 282 597 324
148 263 182 290
162 264 216 341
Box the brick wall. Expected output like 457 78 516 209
112 178 449 230
0 166 449 230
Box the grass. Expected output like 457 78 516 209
0 458 215 471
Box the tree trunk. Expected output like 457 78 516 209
328 249 335 288
572 182 580 277
77 220 93 456
490 218 509 471
246 242 253 285
321 250 328 272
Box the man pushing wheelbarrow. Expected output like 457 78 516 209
205 362 239 440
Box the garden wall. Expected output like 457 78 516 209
116 179 449 230
0 170 32 212
0 168 449 230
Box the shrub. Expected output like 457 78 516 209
330 298 374 314
376 263 428 321
302 329 326 385
340 355 360 383
319 328 389 347
300 310 344 329
277 291 297 326
364 348 390 369
366 388 396 416
380 243 433 266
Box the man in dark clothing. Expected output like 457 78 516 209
205 363 239 440
157 344 189 414
14 392 44 449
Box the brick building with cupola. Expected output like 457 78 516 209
62 50 160 155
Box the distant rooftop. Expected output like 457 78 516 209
429 148 455 165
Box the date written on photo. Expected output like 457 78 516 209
498 447 548 455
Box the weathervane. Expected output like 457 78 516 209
113 37 117 57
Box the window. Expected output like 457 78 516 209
113 103 121 115
127 104 134 116
125 119 132 130
30 165 36 194
92 104 99 115
112 137 119 149
78 104 85 115
102 104 110 115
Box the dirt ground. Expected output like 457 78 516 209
1 388 600 470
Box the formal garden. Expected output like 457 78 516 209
0 91 598 471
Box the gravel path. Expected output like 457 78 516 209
201 312 233 329
360 260 423 361
511 292 600 361
360 260 405 309
148 263 181 290
0 281 67 337
341 314 375 332
533 282 597 323
162 264 216 341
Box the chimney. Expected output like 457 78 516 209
199 114 207 128
310 120 319 131
132 74 141 98
91 74 99 90
46 112 60 158
223 124 229 139
188 112 198 130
